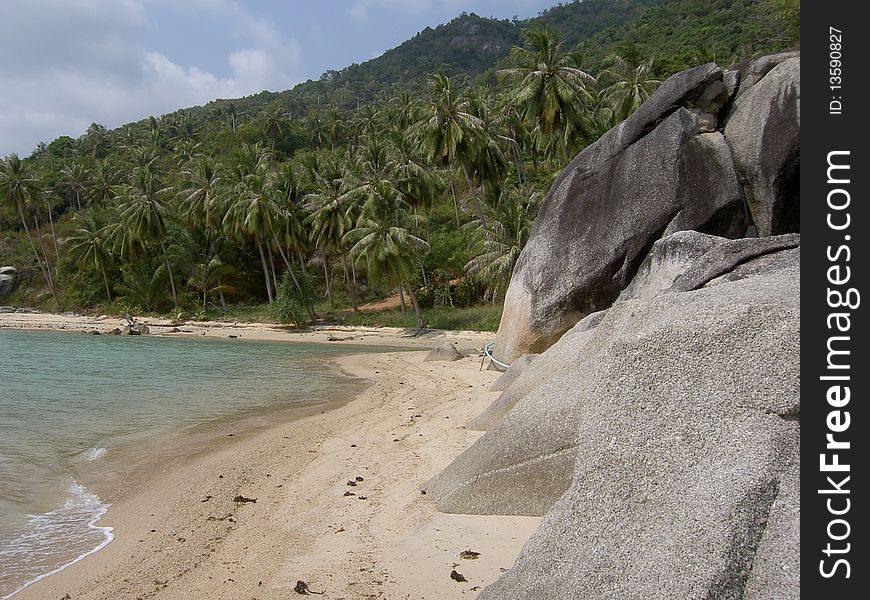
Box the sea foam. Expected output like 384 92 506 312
0 482 113 599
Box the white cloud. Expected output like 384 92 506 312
0 0 303 156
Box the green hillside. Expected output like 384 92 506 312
1 0 798 328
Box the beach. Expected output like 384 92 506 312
3 314 538 599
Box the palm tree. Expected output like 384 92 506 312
178 155 223 230
263 104 289 151
223 165 277 303
303 156 359 306
0 154 59 306
599 54 662 121
116 259 167 312
345 178 429 328
68 211 115 302
417 73 486 225
498 25 595 162
464 182 538 301
60 161 90 211
89 161 120 205
83 123 111 158
116 164 179 309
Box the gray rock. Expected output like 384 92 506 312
619 231 800 302
729 50 800 101
424 342 463 362
0 266 18 297
132 323 150 335
724 55 800 236
471 310 607 432
488 354 539 392
474 255 799 599
495 103 746 361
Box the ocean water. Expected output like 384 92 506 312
0 329 394 598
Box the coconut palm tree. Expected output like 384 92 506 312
60 161 90 211
178 155 224 231
263 104 289 151
303 156 359 306
68 211 115 301
498 25 595 162
116 164 179 309
599 54 662 121
89 161 121 206
345 177 429 328
464 182 539 301
417 73 486 225
223 167 277 303
0 153 59 305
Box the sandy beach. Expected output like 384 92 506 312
4 314 538 600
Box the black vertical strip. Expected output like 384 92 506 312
801 2 868 597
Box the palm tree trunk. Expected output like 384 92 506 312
100 261 112 302
46 205 60 259
75 189 82 212
218 286 227 311
297 248 308 275
405 282 424 331
321 247 333 306
16 205 54 302
341 253 358 312
31 212 58 304
398 285 406 313
271 232 305 300
413 205 428 287
448 177 460 227
267 244 279 296
158 238 179 310
560 135 570 163
256 238 274 303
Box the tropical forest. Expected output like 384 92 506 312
0 0 799 331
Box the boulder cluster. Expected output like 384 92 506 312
428 52 800 599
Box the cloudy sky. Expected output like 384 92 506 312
0 0 556 157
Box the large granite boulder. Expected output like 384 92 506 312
0 266 18 297
473 247 799 599
724 55 800 236
493 52 800 363
493 65 747 363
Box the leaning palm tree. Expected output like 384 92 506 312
599 54 662 121
0 154 59 306
68 211 115 302
498 25 595 162
345 178 429 328
116 165 179 309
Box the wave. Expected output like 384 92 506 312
0 482 113 599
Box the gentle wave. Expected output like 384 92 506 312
0 482 113 600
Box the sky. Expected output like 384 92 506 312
0 0 557 157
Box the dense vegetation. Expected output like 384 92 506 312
0 0 798 330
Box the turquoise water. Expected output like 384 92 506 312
0 329 392 598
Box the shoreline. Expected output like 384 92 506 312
0 310 492 351
8 319 533 599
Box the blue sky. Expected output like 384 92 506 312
0 0 556 157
